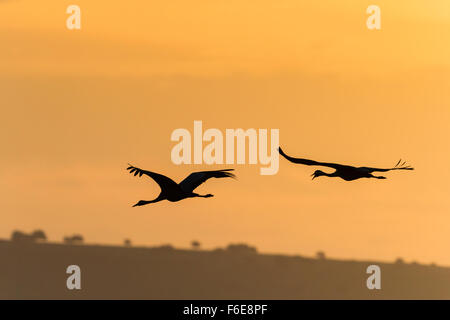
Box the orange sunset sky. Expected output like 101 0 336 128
1 1 450 265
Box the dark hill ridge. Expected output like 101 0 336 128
0 240 449 299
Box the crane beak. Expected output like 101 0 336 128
311 173 316 180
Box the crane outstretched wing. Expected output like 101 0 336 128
126 165 179 191
279 147 346 170
360 159 414 173
179 169 235 193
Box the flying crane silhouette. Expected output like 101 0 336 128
279 147 414 181
126 165 235 207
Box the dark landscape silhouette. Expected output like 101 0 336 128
127 165 235 206
1 229 449 299
11 230 47 243
63 234 84 245
279 147 414 181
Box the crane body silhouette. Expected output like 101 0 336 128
127 165 235 206
279 147 413 181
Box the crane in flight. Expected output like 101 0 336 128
126 165 235 207
278 147 414 181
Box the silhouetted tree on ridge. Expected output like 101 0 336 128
124 239 132 247
191 240 201 250
11 229 47 243
226 243 258 254
63 234 84 245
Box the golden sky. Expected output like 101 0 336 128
1 0 450 265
